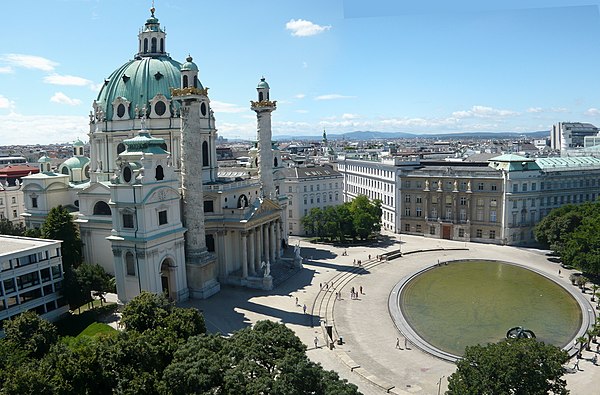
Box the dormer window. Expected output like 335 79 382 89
112 97 131 121
155 101 166 116
154 72 163 80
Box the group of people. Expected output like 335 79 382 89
349 286 363 300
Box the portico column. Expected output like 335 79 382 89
216 230 227 280
255 225 262 268
270 222 276 263
276 220 282 258
263 224 270 264
241 231 248 278
248 229 255 275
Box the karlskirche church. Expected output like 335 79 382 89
21 7 290 303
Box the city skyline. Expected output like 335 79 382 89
2 0 600 145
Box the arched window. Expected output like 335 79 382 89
84 166 90 179
143 38 148 53
93 201 111 216
259 92 264 101
200 102 207 116
160 38 164 52
274 157 278 167
61 166 69 175
202 141 209 166
125 252 135 276
193 75 198 88
182 75 188 88
155 165 164 181
117 143 126 154
151 37 157 53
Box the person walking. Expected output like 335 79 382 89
360 286 363 294
295 296 298 306
314 336 319 349
303 304 307 314
396 338 400 349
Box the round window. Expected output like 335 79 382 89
201 102 207 116
155 101 166 116
117 103 126 118
123 166 132 183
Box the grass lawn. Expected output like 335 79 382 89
55 303 118 338
77 322 117 338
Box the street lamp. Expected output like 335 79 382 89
437 375 445 395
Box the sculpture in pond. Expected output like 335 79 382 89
506 326 536 339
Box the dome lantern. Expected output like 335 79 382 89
137 6 166 57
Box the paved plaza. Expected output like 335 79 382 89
183 232 600 394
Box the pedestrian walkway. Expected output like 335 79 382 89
183 233 600 394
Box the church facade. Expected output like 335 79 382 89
21 7 288 303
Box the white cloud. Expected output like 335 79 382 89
0 94 14 109
0 113 88 145
315 94 356 101
526 107 543 113
0 66 13 74
342 113 359 120
294 93 306 99
295 109 309 114
1 54 58 71
286 19 331 37
50 92 81 106
211 100 246 113
550 107 568 113
585 108 600 116
44 73 93 86
452 105 518 118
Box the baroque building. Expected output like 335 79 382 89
21 7 288 303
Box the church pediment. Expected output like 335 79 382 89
245 197 281 221
79 181 111 196
143 186 180 204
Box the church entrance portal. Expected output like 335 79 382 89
160 258 175 300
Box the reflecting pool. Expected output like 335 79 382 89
400 260 582 356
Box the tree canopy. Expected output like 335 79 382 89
534 201 600 275
447 338 569 395
301 195 381 242
0 218 26 236
0 293 360 394
41 205 82 270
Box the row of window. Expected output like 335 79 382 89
403 207 498 222
403 224 497 239
344 165 395 179
0 197 17 205
1 266 62 296
296 182 340 193
1 250 58 272
405 180 498 192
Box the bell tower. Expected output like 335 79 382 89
137 5 167 57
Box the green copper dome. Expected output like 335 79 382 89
61 156 90 170
96 55 186 120
257 77 269 89
181 55 198 71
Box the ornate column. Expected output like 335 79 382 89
248 229 255 275
241 231 248 278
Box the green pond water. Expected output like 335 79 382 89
400 260 582 356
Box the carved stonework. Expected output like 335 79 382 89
171 87 209 97
112 248 122 257
250 100 277 108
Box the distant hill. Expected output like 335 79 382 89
273 130 549 141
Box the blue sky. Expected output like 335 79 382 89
2 0 600 144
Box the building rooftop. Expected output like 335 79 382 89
536 156 600 170
0 235 60 256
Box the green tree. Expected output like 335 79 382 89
41 205 82 270
76 263 112 305
0 218 26 236
3 311 58 358
120 291 172 333
447 338 569 395
350 195 382 240
162 307 206 340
